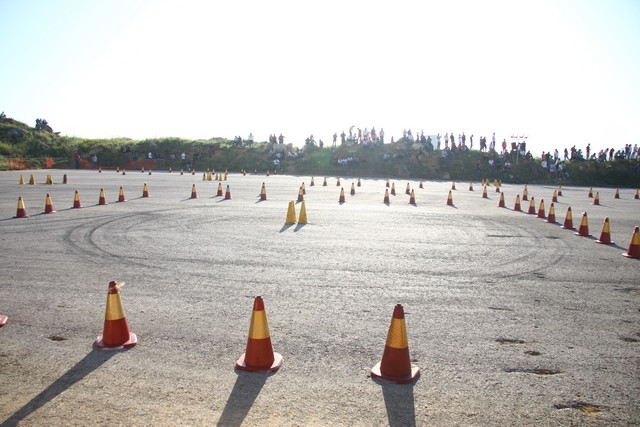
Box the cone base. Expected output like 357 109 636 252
0 314 7 327
95 332 137 351
236 352 283 373
370 361 420 384
14 212 29 219
622 252 640 259
596 239 613 245
561 225 574 230
575 232 591 237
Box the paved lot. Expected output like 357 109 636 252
0 169 639 426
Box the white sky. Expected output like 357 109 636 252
1 0 639 156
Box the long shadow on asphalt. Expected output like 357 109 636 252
216 371 269 427
0 350 118 427
377 380 417 427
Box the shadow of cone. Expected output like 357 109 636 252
514 195 522 211
285 201 296 224
593 192 600 205
522 186 528 201
497 192 505 207
142 183 149 198
0 314 7 327
260 183 267 200
562 207 574 229
225 185 231 200
447 190 453 206
191 184 198 199
575 212 591 236
95 281 137 350
73 190 82 208
339 188 345 203
44 194 56 214
117 187 126 202
298 201 307 224
537 199 546 219
545 203 557 223
371 304 420 384
527 197 536 214
623 227 640 258
596 217 614 244
482 186 488 199
236 296 283 373
15 196 28 218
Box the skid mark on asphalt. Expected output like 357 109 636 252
504 368 562 375
554 401 602 414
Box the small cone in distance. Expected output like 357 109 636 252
297 186 304 202
552 190 558 203
260 183 267 201
298 201 307 224
527 197 536 214
562 207 574 229
634 189 639 199
310 177 315 187
169 167 172 174
468 182 473 191
391 183 396 196
236 296 283 373
383 189 390 204
537 199 546 219
350 182 356 196
575 212 590 236
285 201 296 224
15 196 28 218
46 174 52 185
409 189 416 205
267 170 270 177
497 192 505 208
98 188 108 205
370 304 420 384
191 184 198 199
447 190 454 206
357 177 362 187
116 166 120 173
73 190 82 208
118 187 126 202
493 179 499 187
98 166 102 173
44 193 56 214
19 175 25 185
142 182 149 198
386 179 390 188
95 281 137 350
323 177 327 186
339 188 346 203
225 185 231 200
522 185 528 201
588 187 593 198
180 169 184 175
301 182 306 195
593 192 600 205
192 169 195 176
546 203 557 223
217 182 223 197
202 173 207 181
482 186 488 199
224 172 228 181
614 189 620 199
514 194 522 211
495 183 501 193
141 167 145 173
451 182 456 191
419 181 424 189
207 172 212 181
558 186 563 196
596 217 614 244
62 174 68 184
622 226 640 258
336 177 341 187
122 169 126 176
407 183 412 194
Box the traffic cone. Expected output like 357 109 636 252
593 192 600 205
323 177 327 186
419 181 424 189
596 217 614 244
310 177 315 187
116 166 120 173
575 212 590 236
588 187 593 198
44 193 56 214
148 169 152 175
142 182 149 198
552 190 558 203
202 173 207 181
497 192 505 207
217 182 223 197
122 169 126 176
62 174 68 184
527 197 536 214
260 183 267 201
19 175 25 185
207 172 212 181
622 227 640 258
386 179 390 188
169 167 173 174
370 304 420 384
141 167 145 173
0 314 7 327
495 184 500 193
117 186 126 202
614 189 620 199
493 179 499 187
301 182 306 195
391 183 396 196
242 169 246 176
482 186 488 198
522 185 528 201
180 169 183 176
561 207 574 229
298 201 308 224
191 184 198 199
98 188 108 205
236 296 283 373
266 170 270 177
481 178 485 186
350 182 356 196
98 166 102 173
468 183 473 191
537 199 546 219
635 189 639 199
447 190 453 206
339 188 346 203
336 177 341 187
225 172 228 181
297 186 304 202
357 177 362 187
409 189 416 205
558 186 563 196
546 203 557 223
192 169 195 176
46 174 52 185
225 185 231 200
451 182 456 191
383 189 390 204
514 195 522 211
285 201 296 224
407 183 412 194
15 197 28 218
73 190 82 208
95 281 137 350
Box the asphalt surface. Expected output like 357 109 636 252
0 169 639 426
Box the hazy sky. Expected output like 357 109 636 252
1 0 639 155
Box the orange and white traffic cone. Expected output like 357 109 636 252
15 196 28 218
180 169 184 175
98 188 108 205
596 217 614 244
537 199 546 219
116 166 120 173
593 192 600 205
527 197 536 214
497 192 505 208
468 183 473 191
391 183 396 196
260 183 267 201
409 189 416 205
339 188 346 203
266 170 270 177
142 182 149 198
310 177 315 187
522 185 528 201
192 169 196 176
169 167 173 174
216 182 223 197
191 184 198 199
419 181 424 189
224 185 231 200
323 177 327 187
575 212 590 236
495 184 500 193
383 189 390 204
141 167 145 173
236 296 283 373
297 186 304 202
561 207 574 229
301 182 306 195
588 187 593 198
614 189 620 199
622 226 640 259
357 177 362 187
370 304 420 384
72 190 82 208
447 190 454 206
44 193 56 214
513 195 522 211
451 182 456 191
546 203 557 223
558 186 563 196
0 314 7 327
122 169 126 176
350 182 356 196
552 190 558 203
117 186 126 202
482 186 488 199
386 179 390 188
95 281 137 350
336 177 341 187
635 189 639 199
98 166 102 173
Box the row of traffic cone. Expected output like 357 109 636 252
14 187 131 217
19 174 68 185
